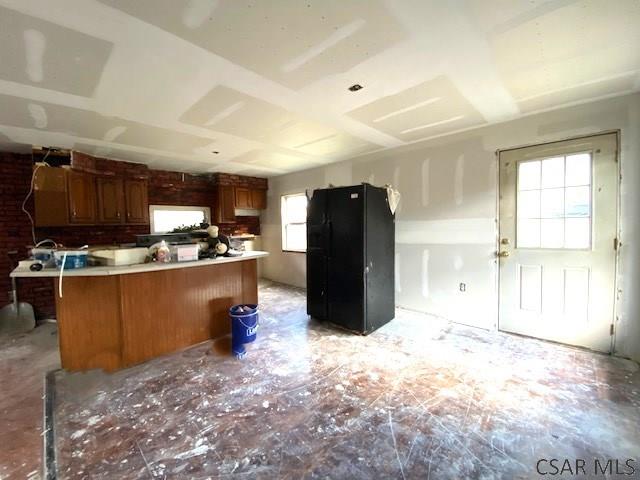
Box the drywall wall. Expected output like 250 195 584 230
260 93 640 362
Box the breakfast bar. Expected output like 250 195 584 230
11 251 268 372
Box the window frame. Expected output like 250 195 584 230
281 193 308 253
149 205 211 234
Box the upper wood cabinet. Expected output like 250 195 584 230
97 177 125 224
34 167 149 226
232 187 267 210
124 180 149 224
67 170 97 224
235 187 252 209
250 189 267 210
215 185 236 223
34 167 69 227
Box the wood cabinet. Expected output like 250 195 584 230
235 187 252 209
232 187 267 210
124 180 149 224
97 177 125 223
215 185 236 223
34 167 149 226
53 258 259 371
67 170 97 224
213 186 267 221
34 167 69 227
250 188 267 210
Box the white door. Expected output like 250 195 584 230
498 133 618 352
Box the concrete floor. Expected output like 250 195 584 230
51 281 640 479
0 322 60 479
2 281 640 479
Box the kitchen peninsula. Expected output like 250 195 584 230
11 251 268 371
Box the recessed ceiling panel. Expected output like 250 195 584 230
73 143 157 166
181 85 378 154
98 0 406 89
294 132 377 157
489 0 640 108
232 149 320 172
347 76 487 142
517 73 637 113
0 94 214 154
0 6 113 97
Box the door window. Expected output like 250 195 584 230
516 153 592 249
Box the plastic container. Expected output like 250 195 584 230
170 244 199 262
156 240 171 263
229 304 259 358
32 247 57 268
54 250 88 269
90 247 148 266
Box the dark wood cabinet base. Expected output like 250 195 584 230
54 259 258 371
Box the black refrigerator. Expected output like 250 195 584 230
306 183 395 334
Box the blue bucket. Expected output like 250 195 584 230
229 304 259 358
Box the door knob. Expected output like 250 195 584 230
497 250 510 258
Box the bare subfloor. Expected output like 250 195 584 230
0 322 60 479
6 281 640 479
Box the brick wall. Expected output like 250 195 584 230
0 152 267 319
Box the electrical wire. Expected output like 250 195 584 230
22 150 51 246
58 251 67 298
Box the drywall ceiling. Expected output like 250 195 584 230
0 0 638 176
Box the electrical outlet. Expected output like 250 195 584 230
459 283 466 292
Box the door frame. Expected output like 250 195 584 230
495 130 621 353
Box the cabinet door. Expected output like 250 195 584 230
216 185 236 223
250 189 267 209
235 187 251 208
124 180 149 224
67 171 97 224
34 167 69 226
97 177 125 223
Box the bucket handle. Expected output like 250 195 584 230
234 311 259 331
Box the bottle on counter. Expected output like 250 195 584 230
156 240 171 263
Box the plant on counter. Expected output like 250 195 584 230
170 223 203 233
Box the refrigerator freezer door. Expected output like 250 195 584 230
307 190 328 319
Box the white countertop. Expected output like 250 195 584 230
10 251 269 278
